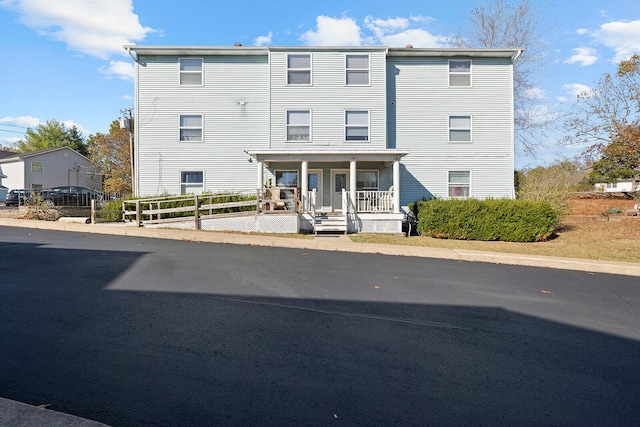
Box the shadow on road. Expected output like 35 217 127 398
1 240 639 426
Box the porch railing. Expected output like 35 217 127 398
354 190 394 213
258 187 301 213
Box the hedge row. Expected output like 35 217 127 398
412 198 559 242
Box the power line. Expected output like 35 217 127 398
0 123 30 129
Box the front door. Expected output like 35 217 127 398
308 169 323 211
331 169 350 211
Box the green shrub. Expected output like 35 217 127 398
414 198 558 242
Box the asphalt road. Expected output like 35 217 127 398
1 226 639 426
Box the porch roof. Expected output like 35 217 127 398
246 150 409 164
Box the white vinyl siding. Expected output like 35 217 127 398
449 59 471 87
449 116 471 142
179 114 203 142
287 54 311 85
135 54 269 196
346 54 369 85
179 58 203 86
269 49 387 150
388 56 514 204
286 110 311 142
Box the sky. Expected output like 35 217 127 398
0 0 639 169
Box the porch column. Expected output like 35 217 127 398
301 160 308 212
350 160 357 213
256 161 264 190
393 160 400 213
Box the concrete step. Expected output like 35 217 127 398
314 214 347 234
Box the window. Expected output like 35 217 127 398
179 115 203 142
275 171 299 187
449 171 470 198
181 171 203 194
345 111 369 142
287 54 311 85
449 116 471 142
345 54 369 85
449 60 471 87
286 111 311 142
31 161 44 173
179 58 203 86
356 171 378 191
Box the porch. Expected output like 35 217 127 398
248 150 409 234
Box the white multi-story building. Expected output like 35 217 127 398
125 45 519 233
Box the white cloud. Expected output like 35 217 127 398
564 47 598 66
595 19 640 62
364 16 448 48
0 115 41 128
254 31 272 46
100 60 134 80
0 0 153 60
523 87 546 100
60 120 90 136
563 83 593 98
576 28 588 35
300 14 449 47
364 16 410 40
300 16 363 46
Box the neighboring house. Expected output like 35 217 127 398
595 179 640 192
0 147 102 193
125 45 519 233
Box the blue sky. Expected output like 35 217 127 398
1 0 639 168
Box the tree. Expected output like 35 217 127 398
87 120 132 194
518 160 590 215
14 119 89 156
589 124 640 183
565 54 640 180
455 0 552 154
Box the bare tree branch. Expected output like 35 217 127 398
456 0 553 154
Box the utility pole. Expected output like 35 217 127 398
119 108 135 196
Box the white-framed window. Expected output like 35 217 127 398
345 110 370 142
179 114 203 142
449 171 470 198
181 171 204 194
286 110 311 142
275 170 299 188
179 58 203 86
356 170 379 191
31 161 44 173
287 54 311 85
449 59 471 87
449 116 471 142
345 54 369 85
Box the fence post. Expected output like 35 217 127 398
194 194 200 230
90 199 96 224
136 199 141 227
122 201 126 222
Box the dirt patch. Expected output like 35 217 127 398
569 193 637 216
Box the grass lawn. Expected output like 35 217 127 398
351 216 640 263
